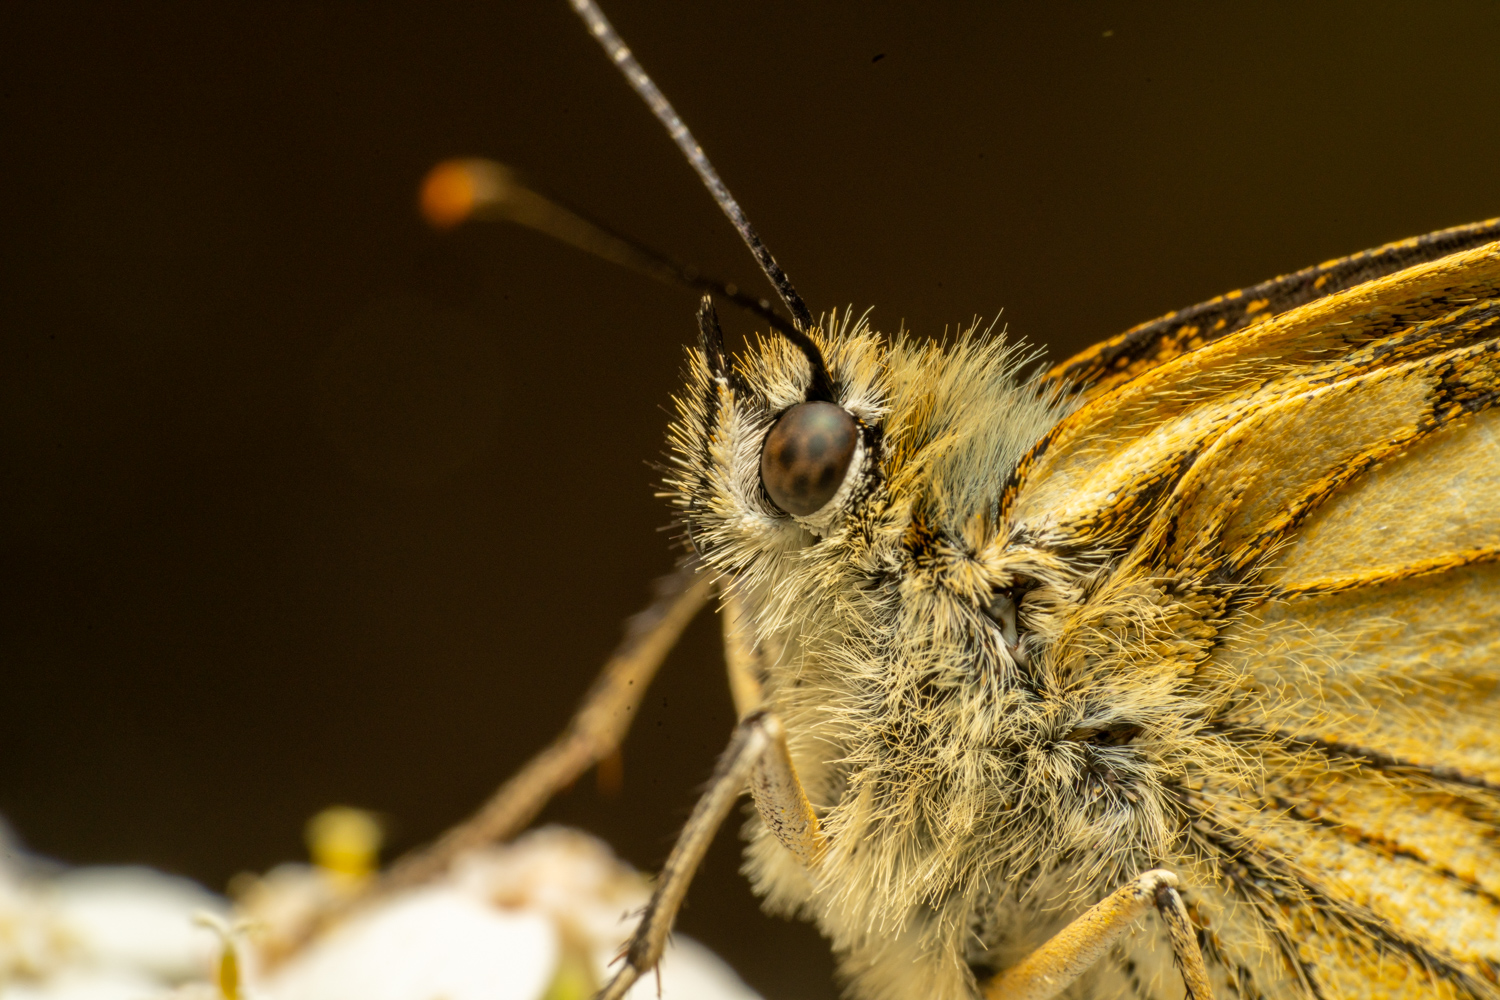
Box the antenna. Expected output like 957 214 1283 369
421 158 806 344
567 0 835 402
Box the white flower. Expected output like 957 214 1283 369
257 827 762 1000
0 820 763 1000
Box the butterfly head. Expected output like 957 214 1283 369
665 305 1071 632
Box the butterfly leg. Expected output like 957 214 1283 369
747 707 826 869
374 562 712 896
598 707 822 1000
261 563 710 963
984 870 1213 1000
719 584 766 716
720 586 825 865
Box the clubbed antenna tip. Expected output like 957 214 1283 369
417 157 812 345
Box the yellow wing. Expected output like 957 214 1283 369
1012 236 1500 1000
1043 217 1500 403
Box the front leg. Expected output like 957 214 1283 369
598 709 823 1000
746 710 825 869
720 585 825 866
984 870 1214 1000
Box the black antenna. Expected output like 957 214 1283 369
422 158 806 343
568 0 835 403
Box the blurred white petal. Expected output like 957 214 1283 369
0 968 162 1000
45 868 225 982
0 821 764 1000
264 887 556 1000
255 828 765 1000
622 937 762 1000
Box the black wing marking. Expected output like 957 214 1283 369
1046 217 1500 399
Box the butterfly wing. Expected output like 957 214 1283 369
1010 238 1500 999
1043 217 1500 404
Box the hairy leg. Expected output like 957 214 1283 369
599 708 823 1000
721 586 823 864
746 706 824 870
719 585 765 717
984 870 1214 1000
269 562 710 964
380 562 711 893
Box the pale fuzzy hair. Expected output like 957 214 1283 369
663 316 1286 999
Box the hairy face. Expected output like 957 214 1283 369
667 314 1067 602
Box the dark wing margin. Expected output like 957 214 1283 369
1046 217 1500 400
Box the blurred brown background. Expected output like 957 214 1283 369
2 3 1498 998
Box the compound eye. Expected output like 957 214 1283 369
759 401 859 516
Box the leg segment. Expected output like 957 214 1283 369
985 870 1214 1000
1154 879 1215 1000
383 562 711 894
598 709 824 1000
719 585 824 865
380 562 711 894
599 711 774 1000
747 711 825 869
718 584 765 718
272 562 710 965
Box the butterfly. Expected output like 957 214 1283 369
316 4 1500 1000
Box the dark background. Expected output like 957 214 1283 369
3 4 1498 998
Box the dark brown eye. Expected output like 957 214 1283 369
759 401 859 516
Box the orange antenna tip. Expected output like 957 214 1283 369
419 158 512 229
